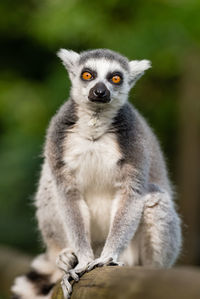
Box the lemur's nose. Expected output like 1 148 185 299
93 83 107 98
88 82 111 103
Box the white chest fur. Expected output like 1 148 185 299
64 131 121 192
63 129 122 245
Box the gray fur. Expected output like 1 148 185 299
11 49 182 299
79 49 129 71
45 99 77 173
111 103 171 192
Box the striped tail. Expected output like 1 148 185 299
11 254 62 299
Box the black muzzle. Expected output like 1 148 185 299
88 82 111 103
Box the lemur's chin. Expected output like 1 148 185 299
88 96 111 104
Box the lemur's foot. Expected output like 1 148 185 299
56 248 78 273
87 256 124 271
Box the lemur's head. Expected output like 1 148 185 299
57 48 151 109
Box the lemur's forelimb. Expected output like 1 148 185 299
88 193 144 270
57 186 94 279
88 166 146 270
58 185 93 260
46 108 94 281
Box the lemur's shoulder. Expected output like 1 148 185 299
45 98 77 169
111 102 156 165
112 102 148 133
111 102 143 138
48 98 77 135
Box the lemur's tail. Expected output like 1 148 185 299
11 254 62 299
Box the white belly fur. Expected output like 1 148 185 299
64 131 122 245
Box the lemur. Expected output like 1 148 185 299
12 49 182 299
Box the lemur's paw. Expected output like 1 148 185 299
61 260 92 298
68 260 92 281
87 256 124 271
56 248 78 273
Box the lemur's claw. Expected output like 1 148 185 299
68 269 79 282
87 257 123 272
108 260 124 267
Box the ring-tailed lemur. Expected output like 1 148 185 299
11 49 182 299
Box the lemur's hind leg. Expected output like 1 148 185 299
139 184 182 268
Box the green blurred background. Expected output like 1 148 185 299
0 0 200 294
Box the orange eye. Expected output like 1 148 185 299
111 75 121 84
82 72 92 81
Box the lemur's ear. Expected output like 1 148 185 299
129 60 151 87
57 49 80 77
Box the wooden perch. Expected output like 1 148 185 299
1 247 200 299
52 266 200 299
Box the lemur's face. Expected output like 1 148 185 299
72 59 130 107
57 49 151 109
